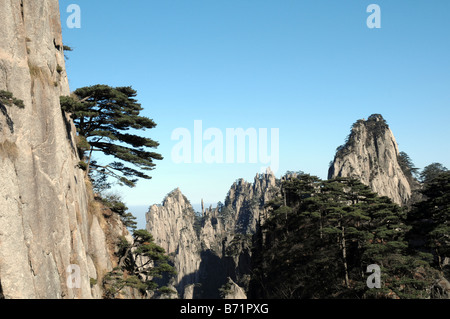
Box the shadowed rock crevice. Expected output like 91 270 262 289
194 250 227 299
60 108 77 155
0 279 4 299
0 101 15 133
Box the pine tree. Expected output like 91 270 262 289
103 229 176 298
413 172 450 270
398 151 419 180
250 175 437 299
310 178 401 297
252 174 327 298
419 163 448 184
360 196 435 299
60 85 163 187
0 90 25 108
100 192 137 231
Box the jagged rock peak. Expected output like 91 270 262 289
146 170 279 298
162 187 191 206
328 114 412 206
146 188 201 297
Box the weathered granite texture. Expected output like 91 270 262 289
0 0 130 299
328 114 413 206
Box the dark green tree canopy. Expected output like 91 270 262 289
420 163 448 184
103 229 176 298
60 84 163 187
413 171 450 269
251 175 437 299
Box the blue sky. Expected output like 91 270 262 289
59 1 450 228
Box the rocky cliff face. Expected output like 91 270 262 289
328 114 413 206
0 0 129 299
146 188 202 296
146 169 278 298
222 169 277 235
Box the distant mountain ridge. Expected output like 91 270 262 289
146 114 423 298
146 169 278 298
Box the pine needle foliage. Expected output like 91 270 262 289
60 85 162 187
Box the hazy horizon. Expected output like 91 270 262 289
129 202 222 230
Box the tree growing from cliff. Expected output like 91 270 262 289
0 90 25 109
100 192 137 231
60 85 163 187
103 229 176 298
398 151 419 180
0 90 25 133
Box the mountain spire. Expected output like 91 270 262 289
328 114 414 206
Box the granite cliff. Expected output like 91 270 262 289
328 114 415 206
146 188 202 296
0 0 130 299
146 169 278 298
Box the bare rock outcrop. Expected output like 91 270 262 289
146 188 202 296
0 0 130 299
146 169 278 298
328 114 413 206
223 168 277 234
222 277 247 299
